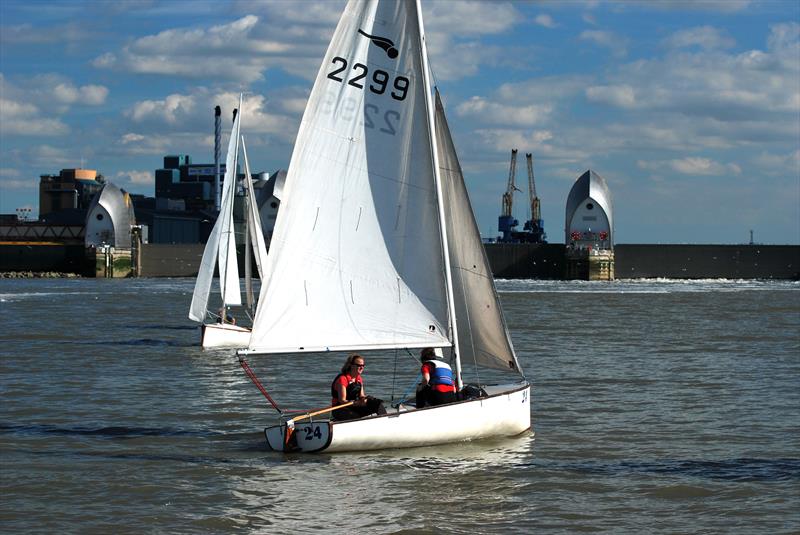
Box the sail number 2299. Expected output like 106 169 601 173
327 57 410 101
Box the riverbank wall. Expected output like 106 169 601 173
1 242 798 279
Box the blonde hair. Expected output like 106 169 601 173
341 353 364 374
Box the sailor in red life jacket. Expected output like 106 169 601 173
330 354 386 421
415 347 458 409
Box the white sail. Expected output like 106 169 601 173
188 101 242 322
248 0 451 354
189 209 222 322
218 100 242 307
434 90 523 374
241 136 268 312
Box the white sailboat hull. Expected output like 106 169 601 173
265 383 530 453
201 323 251 349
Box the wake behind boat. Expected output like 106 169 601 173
238 0 531 453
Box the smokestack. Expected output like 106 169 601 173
214 106 221 211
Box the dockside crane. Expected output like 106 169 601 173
523 152 546 243
498 149 520 242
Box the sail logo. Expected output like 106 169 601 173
358 29 398 59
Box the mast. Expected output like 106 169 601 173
244 166 253 315
416 0 462 389
242 136 255 315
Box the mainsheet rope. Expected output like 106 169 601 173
239 357 283 415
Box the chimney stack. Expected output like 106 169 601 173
214 105 221 211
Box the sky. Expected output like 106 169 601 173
1 0 798 244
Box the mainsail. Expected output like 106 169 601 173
248 0 451 353
189 101 242 322
434 90 523 374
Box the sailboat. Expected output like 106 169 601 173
189 96 268 348
240 0 530 452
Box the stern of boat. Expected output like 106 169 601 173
265 421 332 453
201 323 251 348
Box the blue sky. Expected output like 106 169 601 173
1 0 798 244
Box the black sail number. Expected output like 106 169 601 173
328 56 409 102
348 63 368 88
327 57 347 82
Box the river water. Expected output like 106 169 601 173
1 277 798 533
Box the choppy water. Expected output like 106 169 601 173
1 278 798 533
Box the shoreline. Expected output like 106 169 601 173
0 271 82 279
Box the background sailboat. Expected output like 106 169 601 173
190 97 267 348
241 0 530 452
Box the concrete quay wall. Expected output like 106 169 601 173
2 242 798 279
614 244 799 280
485 243 799 280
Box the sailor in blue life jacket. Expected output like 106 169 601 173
330 354 386 421
415 347 458 409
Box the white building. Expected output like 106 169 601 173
565 169 613 251
85 182 136 249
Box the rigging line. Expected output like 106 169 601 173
391 374 423 409
239 357 283 415
404 347 422 365
391 348 398 402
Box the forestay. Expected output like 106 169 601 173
248 0 451 353
434 91 523 374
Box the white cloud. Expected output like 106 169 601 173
0 97 70 136
128 93 197 124
0 169 36 190
29 145 75 166
585 84 636 108
121 133 146 144
114 133 174 156
585 23 800 124
91 52 116 68
535 14 557 29
425 1 519 36
456 96 552 126
115 170 153 185
664 26 735 50
579 30 628 58
53 83 109 105
753 149 800 174
641 0 752 13
93 15 297 83
669 157 740 175
0 74 108 136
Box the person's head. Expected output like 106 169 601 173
420 347 436 362
341 353 366 375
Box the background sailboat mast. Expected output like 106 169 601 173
415 0 463 389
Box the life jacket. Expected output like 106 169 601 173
425 360 456 392
331 373 362 405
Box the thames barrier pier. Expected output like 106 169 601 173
564 170 615 281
